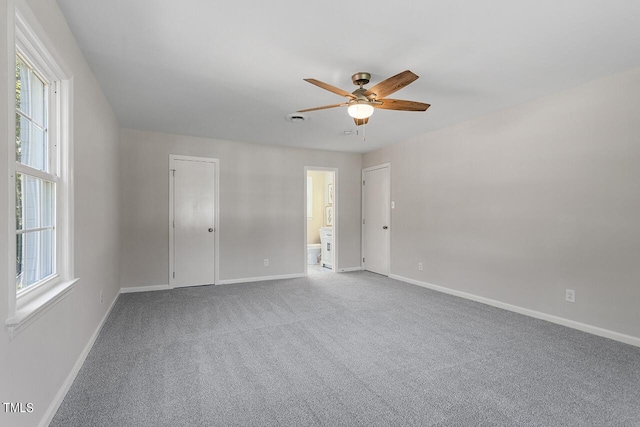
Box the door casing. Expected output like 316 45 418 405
303 166 338 274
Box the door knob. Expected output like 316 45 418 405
383 226 388 229
208 228 214 232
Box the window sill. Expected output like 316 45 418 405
6 278 78 339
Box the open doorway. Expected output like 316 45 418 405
304 168 337 275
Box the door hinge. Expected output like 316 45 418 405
363 257 365 263
363 218 365 225
171 169 175 176
172 220 175 228
363 180 365 185
173 272 175 278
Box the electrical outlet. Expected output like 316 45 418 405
100 290 103 304
565 289 575 303
264 259 269 267
418 262 423 271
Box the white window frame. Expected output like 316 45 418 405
6 1 76 338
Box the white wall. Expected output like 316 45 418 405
120 129 362 287
364 68 640 340
0 1 121 426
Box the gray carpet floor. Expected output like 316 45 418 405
51 272 640 426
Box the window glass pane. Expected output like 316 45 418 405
31 124 46 171
15 58 21 110
15 56 48 172
42 180 55 228
19 229 55 291
16 57 30 114
17 117 47 172
16 173 23 231
15 174 56 291
16 113 28 164
16 233 23 291
23 174 40 230
31 73 45 127
40 229 54 279
23 231 39 288
17 174 54 230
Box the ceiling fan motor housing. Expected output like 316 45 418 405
352 72 371 87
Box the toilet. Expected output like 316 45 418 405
307 243 321 265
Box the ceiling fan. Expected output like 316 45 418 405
298 70 430 126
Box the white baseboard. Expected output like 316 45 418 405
390 274 640 348
218 273 305 285
338 266 363 272
120 284 170 293
39 291 121 427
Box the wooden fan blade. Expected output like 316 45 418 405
304 79 356 99
353 117 369 126
297 103 346 113
364 70 419 99
375 99 430 111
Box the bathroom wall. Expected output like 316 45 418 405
307 171 324 244
307 170 334 244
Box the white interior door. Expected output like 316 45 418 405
362 165 390 275
171 157 216 287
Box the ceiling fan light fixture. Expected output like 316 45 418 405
347 101 374 119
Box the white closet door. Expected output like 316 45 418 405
362 165 390 276
173 159 216 287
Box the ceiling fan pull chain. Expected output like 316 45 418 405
362 121 366 142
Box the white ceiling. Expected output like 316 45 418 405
56 0 640 153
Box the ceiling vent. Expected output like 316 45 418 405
286 112 309 123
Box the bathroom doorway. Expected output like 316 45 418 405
304 167 337 275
